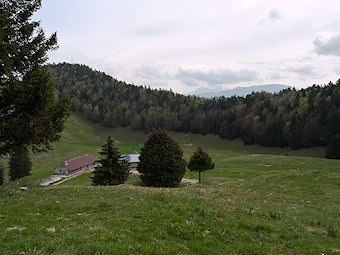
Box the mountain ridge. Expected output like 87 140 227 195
189 84 291 98
49 62 340 149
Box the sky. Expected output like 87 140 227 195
35 0 340 94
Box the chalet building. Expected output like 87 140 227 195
121 154 140 168
55 154 99 175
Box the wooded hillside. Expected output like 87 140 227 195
49 63 340 149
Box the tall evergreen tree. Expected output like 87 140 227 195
91 136 130 186
0 0 70 156
9 146 32 181
325 134 340 159
187 146 215 182
137 128 186 187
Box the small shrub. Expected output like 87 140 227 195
327 226 338 237
268 211 282 220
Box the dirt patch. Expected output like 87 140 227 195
306 227 327 235
179 244 190 251
130 170 140 175
47 227 56 233
257 163 272 167
6 226 26 231
181 178 199 184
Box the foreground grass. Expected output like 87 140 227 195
1 114 339 254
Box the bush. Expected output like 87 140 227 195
187 146 215 182
9 146 32 181
137 128 186 187
325 134 340 159
91 136 130 186
0 165 4 185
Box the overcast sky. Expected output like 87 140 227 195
35 0 340 94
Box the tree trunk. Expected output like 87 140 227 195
199 171 201 183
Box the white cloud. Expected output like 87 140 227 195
313 34 340 56
334 67 340 75
176 68 258 86
258 8 281 25
289 64 316 76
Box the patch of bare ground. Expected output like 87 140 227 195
6 226 26 231
257 163 272 167
181 178 199 184
305 227 327 235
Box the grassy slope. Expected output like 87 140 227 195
0 114 339 254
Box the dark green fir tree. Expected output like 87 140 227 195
0 0 70 157
9 146 32 181
137 128 186 187
91 136 130 186
325 134 340 159
187 146 215 182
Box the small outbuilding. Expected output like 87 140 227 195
121 154 140 168
54 154 99 175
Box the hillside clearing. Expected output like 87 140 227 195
0 114 339 254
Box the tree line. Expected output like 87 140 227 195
49 63 340 150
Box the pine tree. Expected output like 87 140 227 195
0 0 70 156
9 146 32 181
0 165 4 185
91 136 130 186
137 128 186 187
188 147 215 182
325 134 340 159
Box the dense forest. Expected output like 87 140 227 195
49 63 340 149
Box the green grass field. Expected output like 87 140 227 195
1 114 339 254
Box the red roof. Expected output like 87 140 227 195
58 154 99 171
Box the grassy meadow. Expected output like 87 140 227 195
1 114 340 254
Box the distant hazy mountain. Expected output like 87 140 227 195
189 84 291 98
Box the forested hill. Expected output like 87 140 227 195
49 63 340 149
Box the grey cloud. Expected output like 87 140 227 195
270 72 283 80
258 8 281 25
334 67 340 75
314 34 340 56
135 64 170 80
289 64 316 76
176 68 258 86
269 9 281 21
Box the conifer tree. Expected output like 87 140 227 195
0 0 70 156
325 134 340 159
188 146 215 182
9 146 32 181
137 128 186 187
91 136 130 186
0 165 4 185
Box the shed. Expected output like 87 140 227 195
54 154 99 175
121 154 140 168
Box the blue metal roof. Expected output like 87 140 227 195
121 154 140 163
